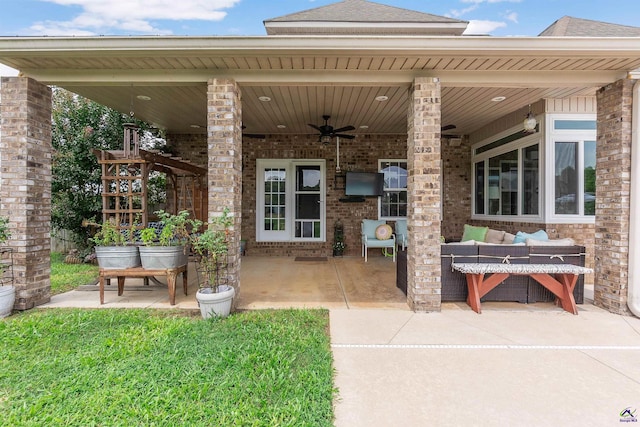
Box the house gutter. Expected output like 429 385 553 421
628 76 640 318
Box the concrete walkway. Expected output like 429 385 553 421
331 303 640 427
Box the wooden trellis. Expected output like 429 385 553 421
94 147 207 232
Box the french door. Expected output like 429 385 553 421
256 159 325 242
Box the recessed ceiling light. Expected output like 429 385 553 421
190 124 201 128
375 95 389 102
491 96 506 102
136 95 151 101
359 125 369 129
258 96 271 102
276 124 286 129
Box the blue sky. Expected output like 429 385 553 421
1 0 639 75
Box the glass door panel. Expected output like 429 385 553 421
294 165 322 239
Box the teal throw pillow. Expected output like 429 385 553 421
513 230 549 244
461 224 488 242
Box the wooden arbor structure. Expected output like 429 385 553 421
93 126 207 230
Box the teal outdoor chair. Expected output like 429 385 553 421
361 219 396 262
395 219 408 251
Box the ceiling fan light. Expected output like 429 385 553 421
320 135 332 144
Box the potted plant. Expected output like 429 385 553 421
332 240 346 257
332 219 346 256
191 208 235 318
138 210 193 269
90 217 141 269
0 216 14 318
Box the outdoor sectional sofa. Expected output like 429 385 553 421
396 243 586 304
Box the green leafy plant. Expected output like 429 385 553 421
142 210 194 247
191 208 234 291
139 227 159 246
0 216 11 279
88 217 133 246
332 241 346 252
0 216 10 245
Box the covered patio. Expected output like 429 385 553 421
44 256 408 310
44 255 597 313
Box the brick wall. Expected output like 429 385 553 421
442 136 471 240
207 78 243 294
406 77 442 312
0 77 52 309
594 79 633 314
168 131 416 257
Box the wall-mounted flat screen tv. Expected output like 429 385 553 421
345 171 384 196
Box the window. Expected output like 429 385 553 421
549 115 596 220
379 160 407 219
256 159 325 242
473 136 540 219
473 113 596 223
553 139 595 216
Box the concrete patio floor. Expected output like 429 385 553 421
43 255 410 310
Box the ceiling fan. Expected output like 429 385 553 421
308 115 355 143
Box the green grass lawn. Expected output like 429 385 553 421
0 308 335 426
50 252 98 295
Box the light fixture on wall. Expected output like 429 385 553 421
524 104 537 133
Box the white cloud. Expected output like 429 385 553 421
0 64 19 77
31 0 241 35
504 12 518 23
449 5 479 18
463 20 508 35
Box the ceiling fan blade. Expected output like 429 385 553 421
332 125 355 133
308 124 323 132
335 133 355 139
441 124 456 131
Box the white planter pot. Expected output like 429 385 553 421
0 285 15 318
196 285 235 319
95 246 141 269
139 246 188 269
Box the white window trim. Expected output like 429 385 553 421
256 159 326 242
545 113 596 224
378 158 408 221
471 122 544 223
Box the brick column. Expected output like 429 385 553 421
207 78 242 296
595 78 633 314
0 77 52 310
406 77 442 311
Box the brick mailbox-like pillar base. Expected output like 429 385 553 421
406 77 442 312
0 77 52 310
207 78 243 297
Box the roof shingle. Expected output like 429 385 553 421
539 16 640 37
264 0 468 36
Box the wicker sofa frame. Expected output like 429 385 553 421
397 244 586 304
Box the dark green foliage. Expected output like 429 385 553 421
0 309 335 426
51 88 161 250
51 89 130 248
